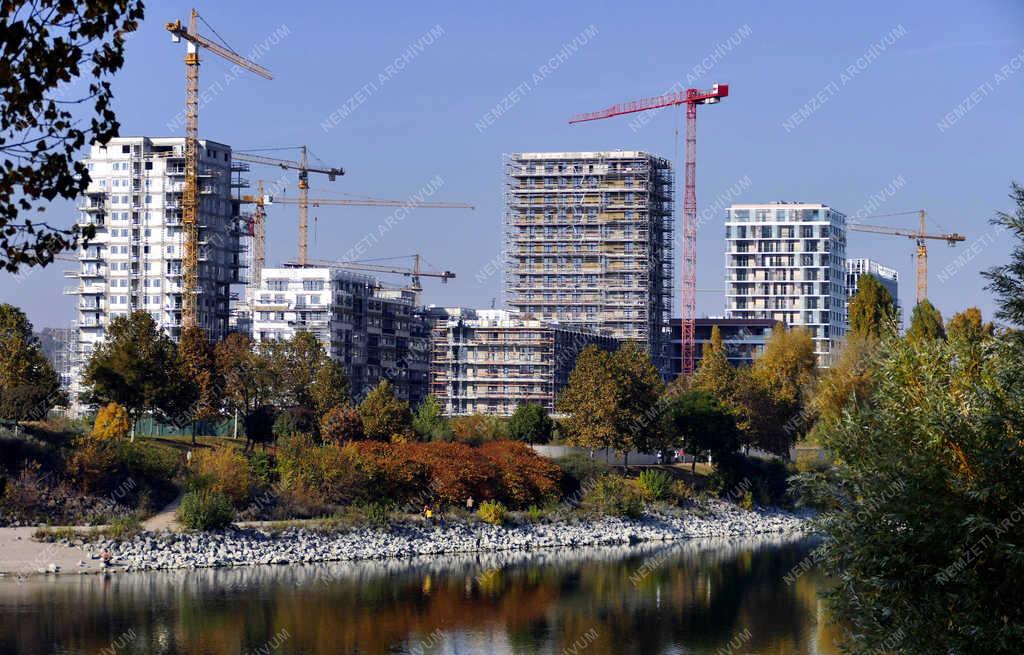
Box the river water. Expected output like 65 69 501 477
0 534 838 654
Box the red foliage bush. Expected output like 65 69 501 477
479 440 562 508
320 406 364 444
398 442 499 506
275 437 565 512
348 440 429 503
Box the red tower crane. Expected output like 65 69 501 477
570 84 729 376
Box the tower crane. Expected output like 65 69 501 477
239 183 473 284
166 9 273 330
290 254 455 304
569 83 729 376
849 210 965 303
233 147 345 266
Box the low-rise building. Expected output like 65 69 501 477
429 309 619 416
669 317 777 378
250 266 429 403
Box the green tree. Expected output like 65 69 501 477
690 326 734 400
557 345 619 455
309 358 350 419
215 332 274 420
507 402 554 444
0 304 64 429
449 413 508 444
177 326 222 444
812 334 878 426
907 299 946 343
741 325 817 455
794 333 1024 654
412 395 450 441
357 380 412 442
262 330 325 408
982 182 1024 326
558 342 664 467
664 390 739 472
0 1 144 271
848 274 897 339
610 341 666 464
946 307 994 343
82 311 181 438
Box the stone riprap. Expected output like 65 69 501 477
98 502 811 573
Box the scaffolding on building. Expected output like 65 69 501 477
502 151 673 372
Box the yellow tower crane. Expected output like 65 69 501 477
294 255 455 305
240 183 474 280
232 147 345 266
166 9 273 330
849 210 966 304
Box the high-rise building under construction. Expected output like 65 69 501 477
503 151 674 372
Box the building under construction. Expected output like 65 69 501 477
503 151 673 373
250 266 430 404
428 308 619 416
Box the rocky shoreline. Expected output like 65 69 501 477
81 501 811 574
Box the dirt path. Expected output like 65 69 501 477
142 493 183 532
0 527 108 577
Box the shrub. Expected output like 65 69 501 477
194 448 252 507
478 499 507 525
450 414 507 445
274 406 317 439
65 438 118 493
740 489 754 511
360 500 393 527
177 489 235 530
247 451 276 489
555 453 608 485
479 440 561 508
0 461 47 514
320 405 363 444
103 514 141 540
400 442 498 506
585 474 643 518
637 469 675 501
348 441 429 504
91 403 130 441
672 479 696 502
276 435 368 511
526 505 544 522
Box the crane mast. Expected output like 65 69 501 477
570 83 729 376
232 148 345 267
849 209 965 303
166 9 272 330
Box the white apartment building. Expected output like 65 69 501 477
724 202 847 365
504 151 673 374
251 266 430 404
66 137 240 408
846 257 901 329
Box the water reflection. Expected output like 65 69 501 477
0 535 839 654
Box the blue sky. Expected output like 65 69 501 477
6 0 1024 330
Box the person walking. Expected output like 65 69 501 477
466 496 475 512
